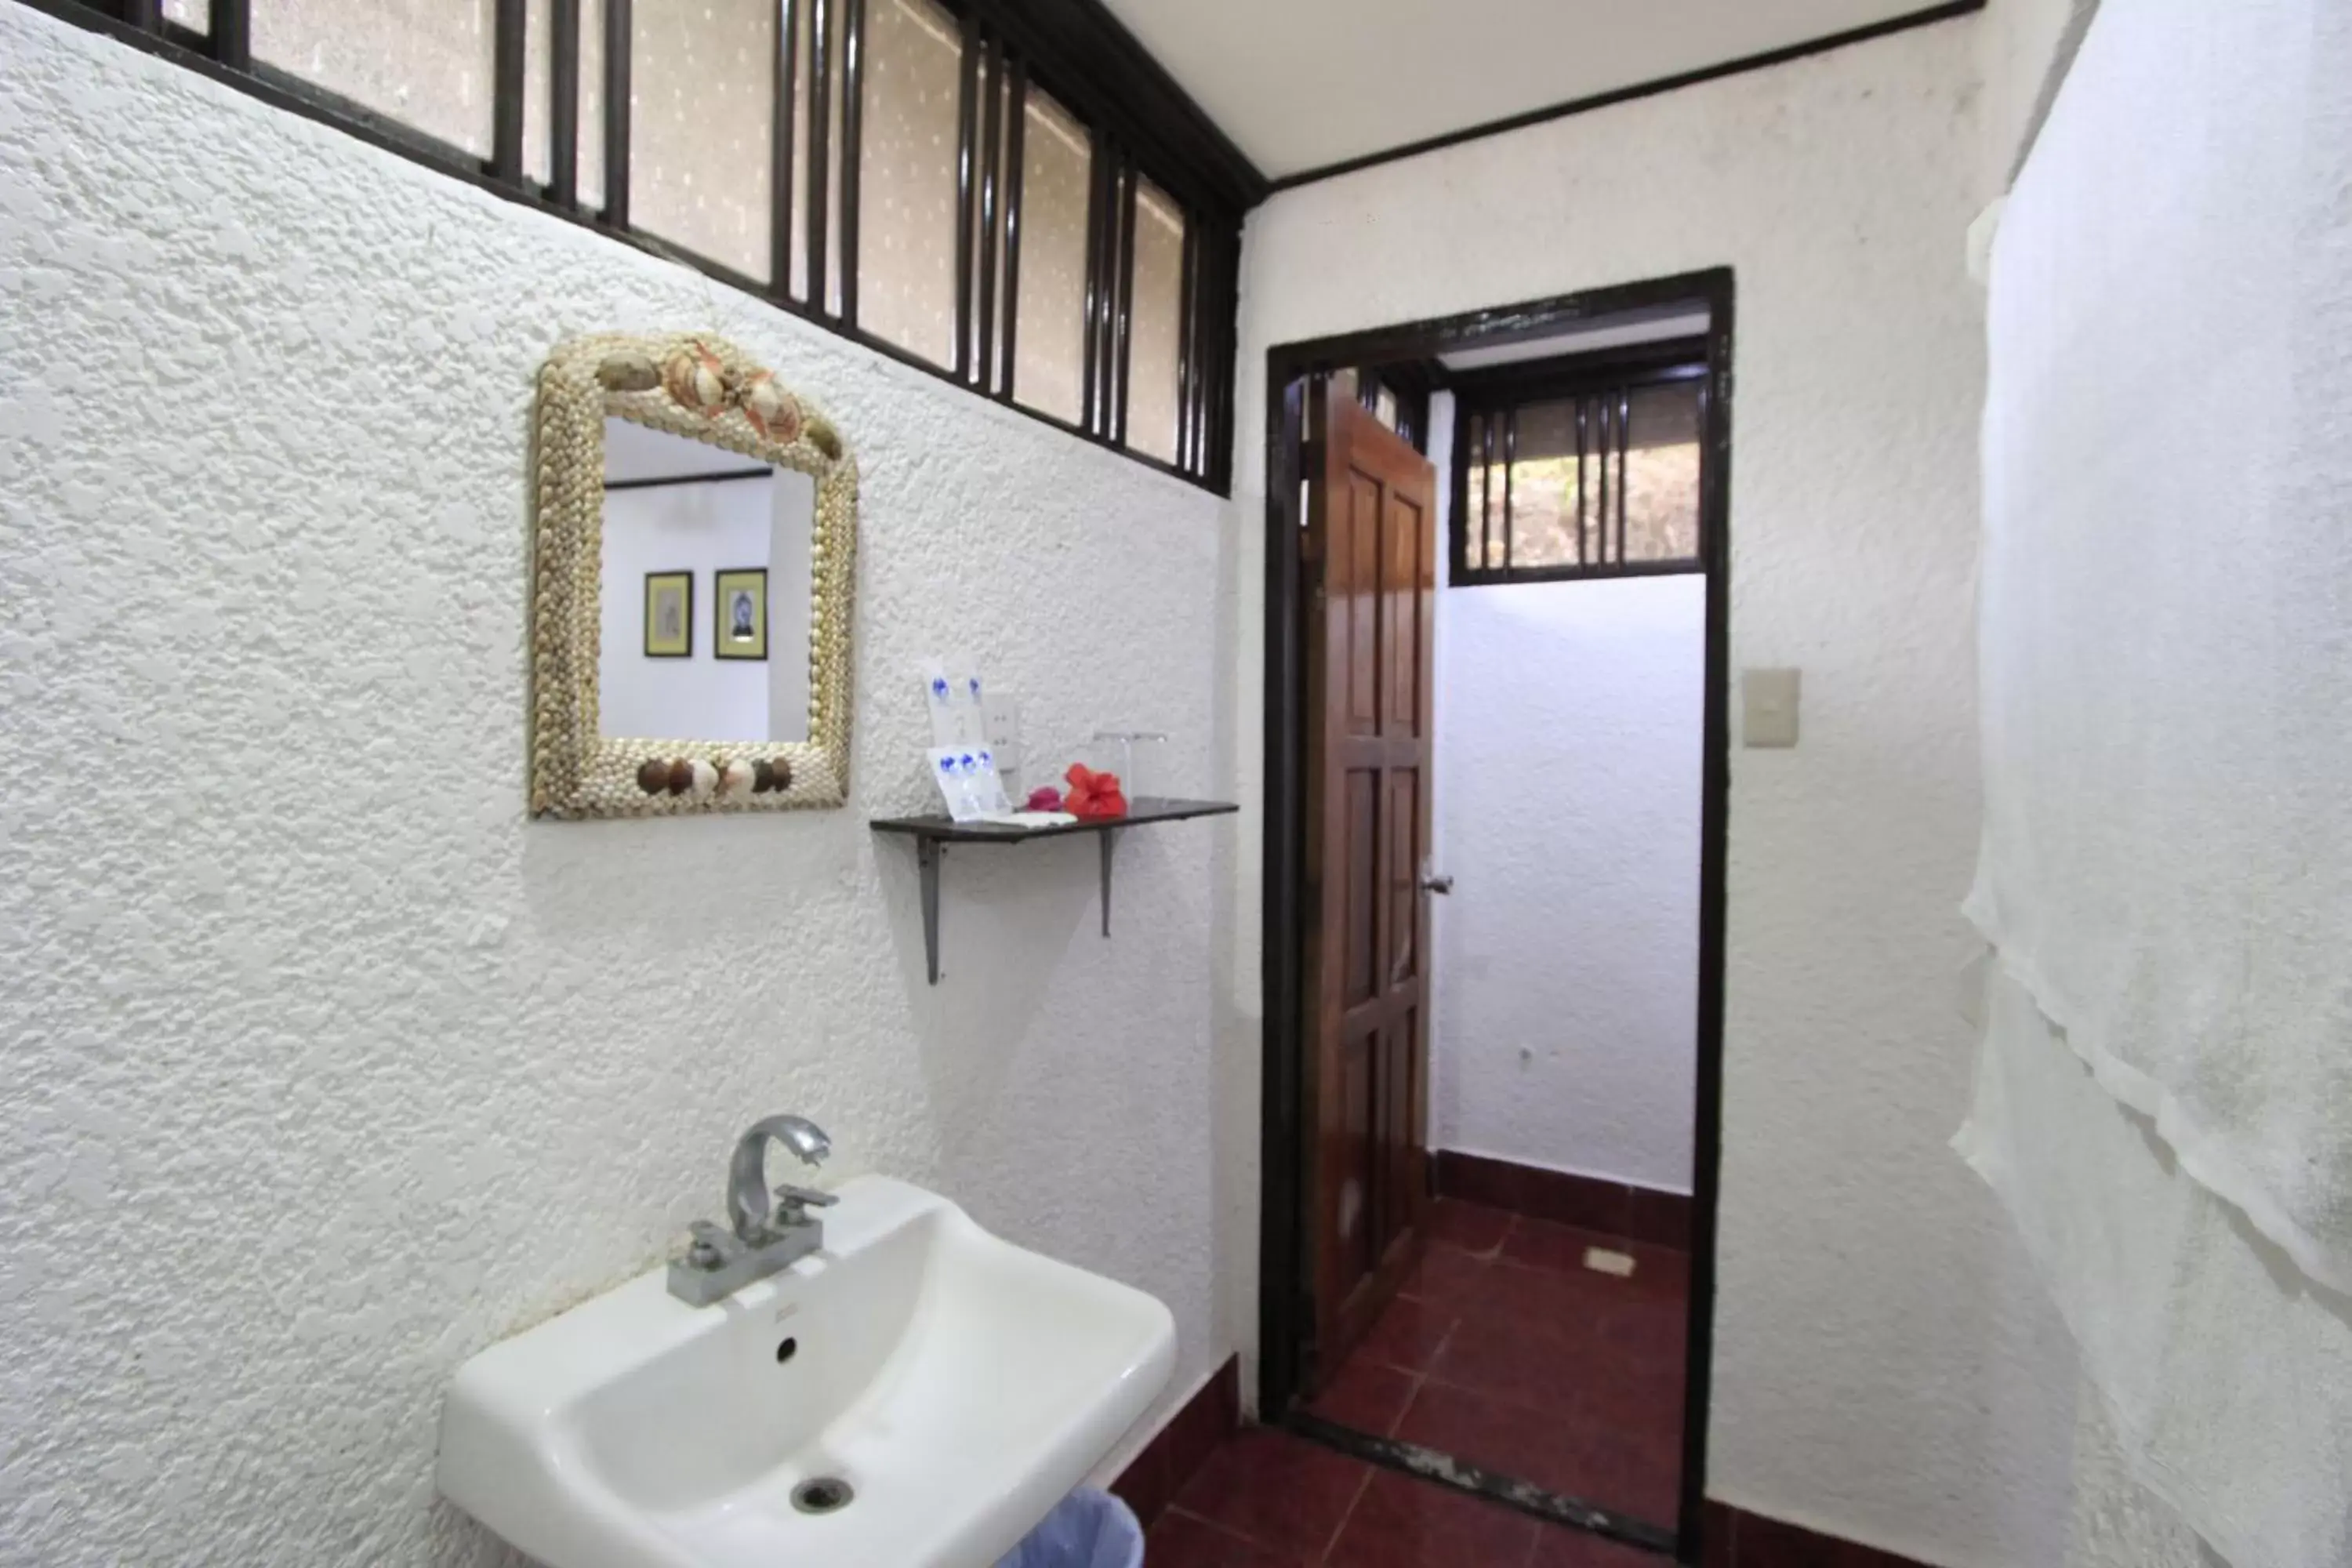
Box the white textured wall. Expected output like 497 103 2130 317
0 7 1242 1564
1974 0 2101 196
1232 16 2078 1566
1431 576 1703 1195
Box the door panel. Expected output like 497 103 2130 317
1341 1029 1374 1276
1384 492 1425 735
1302 380 1439 1391
1345 474 1382 734
1385 768 1419 983
1377 1011 1417 1253
1342 769 1378 1007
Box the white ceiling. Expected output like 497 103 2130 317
1098 0 1951 180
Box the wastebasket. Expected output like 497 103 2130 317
995 1487 1145 1568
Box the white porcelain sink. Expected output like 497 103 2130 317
437 1176 1175 1568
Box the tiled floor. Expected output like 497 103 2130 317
1308 1198 1690 1527
1146 1427 1664 1566
1142 1198 1689 1565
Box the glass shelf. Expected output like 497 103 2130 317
869 797 1239 984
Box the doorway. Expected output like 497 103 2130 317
1257 270 1733 1566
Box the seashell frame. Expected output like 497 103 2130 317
529 333 858 818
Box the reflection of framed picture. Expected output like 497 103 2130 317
713 567 768 661
644 571 692 658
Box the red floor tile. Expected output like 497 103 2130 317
1624 1188 1694 1250
1393 1380 1576 1490
1555 1424 1682 1524
1355 1295 1461 1374
1307 1352 1421 1437
1146 1508 1313 1566
1453 1243 1685 1363
1429 1316 1610 1417
1323 1468 1542 1567
1169 1428 1374 1559
1453 1263 1617 1331
1500 1220 1685 1298
1576 1376 1686 1460
1399 1243 1495 1312
1530 1522 1673 1566
1701 1501 1737 1568
1588 1287 1689 1359
1473 1254 1627 1320
1628 1248 1690 1299
1423 1279 1678 1414
1425 1320 1558 1408
1393 1381 1681 1525
1432 1317 1682 1432
1316 1206 1692 1538
1424 1198 1515 1255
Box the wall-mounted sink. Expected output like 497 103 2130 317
437 1176 1175 1568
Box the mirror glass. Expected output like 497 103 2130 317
596 416 815 743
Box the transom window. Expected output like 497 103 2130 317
64 0 1258 491
1453 361 1708 585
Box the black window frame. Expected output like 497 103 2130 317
1449 343 1711 586
26 0 1263 495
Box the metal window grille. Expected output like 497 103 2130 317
33 0 1253 492
1450 358 1709 586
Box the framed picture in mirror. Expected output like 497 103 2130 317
529 334 858 818
644 571 693 659
713 568 769 661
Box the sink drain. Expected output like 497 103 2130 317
791 1477 855 1515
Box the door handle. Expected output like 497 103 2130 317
1420 873 1454 895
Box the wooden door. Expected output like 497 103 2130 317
1301 379 1439 1390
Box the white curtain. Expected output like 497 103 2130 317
1969 0 2352 1297
1962 0 2352 1561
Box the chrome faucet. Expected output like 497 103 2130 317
667 1114 838 1307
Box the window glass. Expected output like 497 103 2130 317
633 0 775 282
782 0 811 299
1504 399 1584 569
254 0 497 154
858 0 962 367
522 0 605 205
1464 408 1510 569
524 0 550 183
81 0 1234 492
1456 373 1703 582
1622 379 1704 561
1125 180 1185 463
818 0 847 312
1464 410 1484 564
984 67 1014 384
581 0 606 208
1011 87 1090 426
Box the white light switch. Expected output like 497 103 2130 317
1743 668 1801 748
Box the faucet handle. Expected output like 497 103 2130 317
773 1182 838 1212
682 1219 736 1270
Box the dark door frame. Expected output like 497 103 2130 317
1256 267 1735 1566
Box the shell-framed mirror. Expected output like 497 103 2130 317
529 334 858 818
